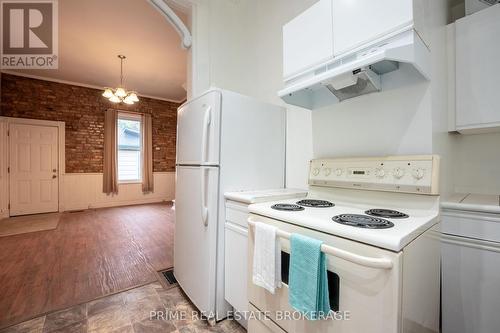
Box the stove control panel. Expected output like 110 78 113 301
308 155 440 195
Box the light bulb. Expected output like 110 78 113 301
115 87 127 97
129 92 139 102
102 88 113 98
109 95 120 103
123 95 134 105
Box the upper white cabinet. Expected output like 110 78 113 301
282 0 334 79
282 0 427 81
455 5 500 134
332 0 414 57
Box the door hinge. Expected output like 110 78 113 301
8 203 10 209
7 167 9 173
7 130 9 136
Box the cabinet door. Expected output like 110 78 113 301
456 5 500 132
224 222 248 313
442 234 500 333
282 0 334 79
332 0 413 57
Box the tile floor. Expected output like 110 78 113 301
0 282 245 333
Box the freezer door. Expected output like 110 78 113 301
174 165 220 318
177 90 221 165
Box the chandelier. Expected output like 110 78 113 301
102 55 139 105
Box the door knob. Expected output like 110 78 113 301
52 175 57 179
53 169 57 172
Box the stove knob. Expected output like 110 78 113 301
323 168 332 176
312 168 320 176
374 167 385 178
393 167 405 179
335 168 343 176
412 168 425 180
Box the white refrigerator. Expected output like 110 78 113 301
174 88 286 322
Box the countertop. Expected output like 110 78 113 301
224 188 307 204
441 193 500 214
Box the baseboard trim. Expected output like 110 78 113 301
87 198 169 210
2 200 173 217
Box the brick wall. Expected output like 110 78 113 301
0 74 180 173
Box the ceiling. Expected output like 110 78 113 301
6 0 189 102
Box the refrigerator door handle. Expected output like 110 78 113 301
201 106 212 164
201 168 209 226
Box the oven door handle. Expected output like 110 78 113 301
248 218 393 270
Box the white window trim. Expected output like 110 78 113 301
117 112 143 184
118 180 143 185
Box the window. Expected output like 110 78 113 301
117 114 142 182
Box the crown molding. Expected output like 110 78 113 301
1 70 185 104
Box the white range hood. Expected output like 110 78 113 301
279 29 430 110
278 0 431 110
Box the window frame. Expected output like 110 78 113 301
117 112 143 184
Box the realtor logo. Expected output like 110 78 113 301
1 0 58 69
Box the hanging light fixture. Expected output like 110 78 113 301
102 55 139 104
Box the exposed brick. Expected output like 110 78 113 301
0 74 180 173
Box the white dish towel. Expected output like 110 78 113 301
252 222 282 294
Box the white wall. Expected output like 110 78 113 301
189 0 257 97
285 109 313 189
61 172 175 211
312 66 432 158
451 133 500 195
250 0 317 189
429 0 456 197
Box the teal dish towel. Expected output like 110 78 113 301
289 233 331 320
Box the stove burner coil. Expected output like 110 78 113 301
271 204 305 211
296 199 334 208
365 209 409 219
332 214 394 229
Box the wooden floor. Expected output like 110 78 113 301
0 203 174 329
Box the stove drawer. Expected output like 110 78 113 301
248 304 286 333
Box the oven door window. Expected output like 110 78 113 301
281 251 340 312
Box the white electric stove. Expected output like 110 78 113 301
246 155 441 333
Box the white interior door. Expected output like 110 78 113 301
9 123 59 216
174 165 219 316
